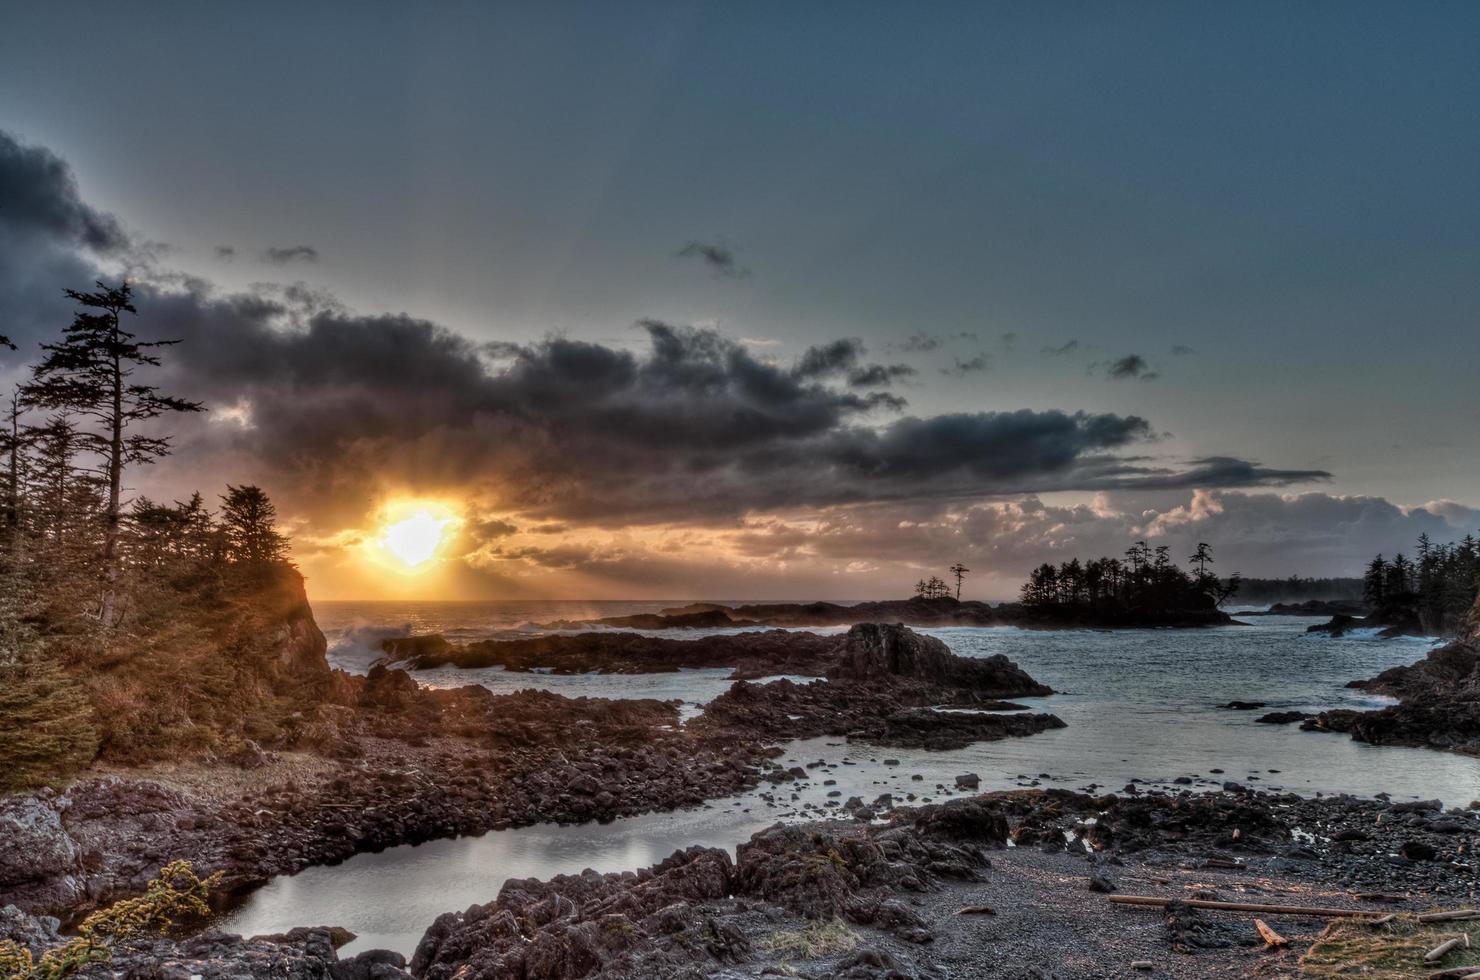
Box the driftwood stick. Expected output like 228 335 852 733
1426 969 1480 980
1421 910 1480 923
1254 918 1289 947
1371 913 1398 927
1108 895 1382 918
1424 935 1468 964
955 905 997 915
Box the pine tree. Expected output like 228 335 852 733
22 282 203 623
219 485 289 567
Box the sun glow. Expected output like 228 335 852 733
368 501 461 572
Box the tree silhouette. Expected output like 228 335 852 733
22 282 203 622
949 562 969 599
914 575 950 599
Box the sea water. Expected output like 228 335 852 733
219 603 1478 955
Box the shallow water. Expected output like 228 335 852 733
220 605 1479 956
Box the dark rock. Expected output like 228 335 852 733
1399 840 1438 861
1256 711 1314 725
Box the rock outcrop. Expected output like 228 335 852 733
1307 594 1480 754
411 796 1006 979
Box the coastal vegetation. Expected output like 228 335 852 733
0 861 220 980
1362 533 1480 637
1018 541 1238 613
0 283 303 790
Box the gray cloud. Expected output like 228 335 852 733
0 131 126 254
792 338 865 380
941 353 990 377
1170 344 1196 356
1102 353 1158 380
1 131 1336 539
0 131 132 355
791 339 913 388
1042 339 1080 356
894 331 941 353
847 363 915 388
215 245 236 261
261 245 319 265
675 240 748 278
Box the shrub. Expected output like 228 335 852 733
0 621 97 792
0 861 222 980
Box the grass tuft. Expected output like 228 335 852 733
1300 914 1480 978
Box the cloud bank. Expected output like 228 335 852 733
8 129 1435 597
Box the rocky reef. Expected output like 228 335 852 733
535 594 1237 631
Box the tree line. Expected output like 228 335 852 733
2 282 290 625
1 282 293 789
1362 532 1479 635
1018 541 1239 612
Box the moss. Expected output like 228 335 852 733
760 918 860 959
1300 914 1480 978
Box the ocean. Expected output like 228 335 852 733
220 601 1474 955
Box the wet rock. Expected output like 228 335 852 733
1256 711 1314 725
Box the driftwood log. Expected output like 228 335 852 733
1425 935 1470 964
1254 918 1289 947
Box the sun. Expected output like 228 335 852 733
368 501 461 572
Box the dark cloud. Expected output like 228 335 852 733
0 132 1337 543
215 246 236 261
1170 344 1196 356
792 338 865 380
1042 339 1080 356
260 245 319 265
1000 332 1018 351
846 363 915 388
675 240 748 278
791 339 913 389
0 131 127 254
941 354 990 377
1102 353 1158 380
0 131 136 355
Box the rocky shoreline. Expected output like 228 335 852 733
6 592 1480 977
6 786 1478 978
0 624 1062 925
1302 638 1480 755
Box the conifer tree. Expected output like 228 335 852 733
22 282 203 622
220 485 289 567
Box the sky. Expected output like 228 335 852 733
2 1 1479 600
